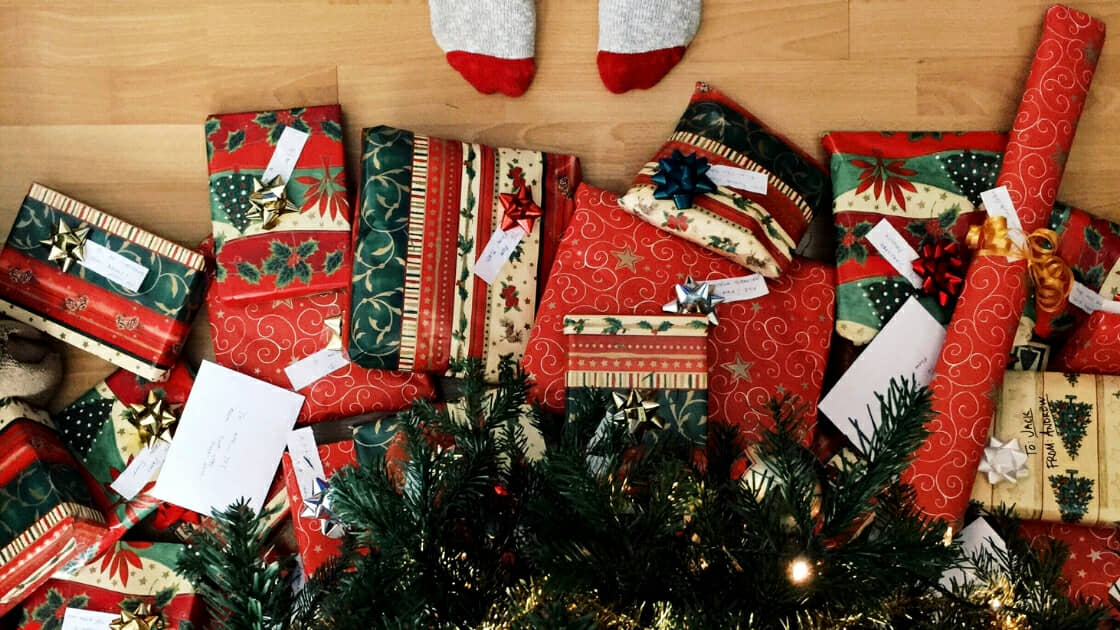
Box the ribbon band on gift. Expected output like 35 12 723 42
966 216 1074 316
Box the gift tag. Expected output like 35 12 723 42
474 227 526 285
287 426 326 499
1069 281 1104 314
110 441 171 500
285 348 349 391
866 220 923 288
61 608 119 630
262 126 310 184
707 165 768 195
80 241 149 291
980 187 1024 233
1102 298 1120 315
706 274 769 302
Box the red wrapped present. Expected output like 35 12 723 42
0 184 206 381
1052 311 1120 374
0 400 108 616
281 439 357 576
905 5 1106 522
1018 521 1120 617
14 541 204 630
201 239 435 425
523 184 834 443
207 105 352 305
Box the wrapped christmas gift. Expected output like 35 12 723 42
1018 521 1120 616
0 400 108 616
971 371 1119 525
1052 310 1120 374
14 541 203 630
523 184 834 444
347 125 580 382
0 184 206 380
821 131 1004 345
52 365 196 571
618 82 830 277
563 314 708 449
281 435 356 576
905 5 1106 522
201 239 435 424
206 105 351 304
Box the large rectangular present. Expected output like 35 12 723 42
971 371 1119 526
523 184 835 444
0 400 108 617
347 125 580 383
14 541 204 630
0 184 206 381
206 105 352 305
281 438 357 577
52 364 197 571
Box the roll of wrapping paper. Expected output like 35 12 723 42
904 5 1106 522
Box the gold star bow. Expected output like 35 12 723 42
129 391 178 449
40 220 91 273
612 390 664 435
109 601 164 630
248 176 299 230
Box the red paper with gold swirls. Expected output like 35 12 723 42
1052 311 1120 374
522 184 834 444
281 441 355 576
904 5 1106 521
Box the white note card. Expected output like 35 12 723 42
286 426 325 499
707 165 768 195
80 241 149 292
285 348 349 391
980 186 1024 233
819 298 946 454
474 227 526 285
153 361 304 514
110 441 170 500
866 219 923 288
1069 281 1103 314
939 519 1007 589
61 608 119 630
261 126 310 184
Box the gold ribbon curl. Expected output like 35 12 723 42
966 216 1073 316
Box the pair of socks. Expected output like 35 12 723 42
430 0 701 97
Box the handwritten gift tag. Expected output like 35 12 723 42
980 186 1024 234
61 608 119 630
80 241 149 291
109 441 170 500
707 165 768 195
707 274 769 302
473 227 526 285
287 426 326 499
866 219 923 288
153 361 304 514
285 348 349 391
261 126 310 184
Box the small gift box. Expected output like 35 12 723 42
52 365 197 571
1018 521 1120 616
347 125 581 382
206 105 352 304
821 131 1002 345
201 239 435 424
971 371 1119 526
618 82 830 278
1049 203 1120 302
0 400 108 617
523 184 835 444
0 184 206 380
1052 310 1120 375
281 439 357 577
14 542 203 630
563 314 709 448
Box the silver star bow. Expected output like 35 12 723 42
977 436 1029 485
662 276 724 325
301 477 346 539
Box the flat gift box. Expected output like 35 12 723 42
0 184 206 381
281 440 357 577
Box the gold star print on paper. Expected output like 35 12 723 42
1089 549 1103 562
725 355 754 383
612 246 643 272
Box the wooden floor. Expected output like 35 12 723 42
2 0 1119 410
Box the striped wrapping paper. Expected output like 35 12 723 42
0 183 206 380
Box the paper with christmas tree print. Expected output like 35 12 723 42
15 541 202 630
51 365 198 573
564 314 709 449
619 82 829 278
971 371 1120 526
281 440 356 577
821 132 1005 345
904 5 1106 522
1018 521 1120 617
522 185 834 445
0 184 207 381
207 105 351 305
347 126 580 383
0 406 109 617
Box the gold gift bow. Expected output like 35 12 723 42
966 215 1073 315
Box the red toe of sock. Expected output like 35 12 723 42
597 48 687 94
446 52 535 97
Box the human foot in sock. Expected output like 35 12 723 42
598 0 702 94
428 0 536 97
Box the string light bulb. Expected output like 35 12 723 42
788 557 813 584
989 597 1002 611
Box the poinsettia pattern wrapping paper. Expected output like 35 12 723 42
905 5 1106 522
523 185 834 443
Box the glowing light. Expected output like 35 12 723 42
990 597 1002 610
788 557 813 584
